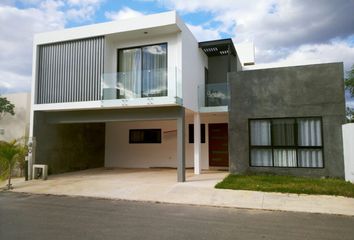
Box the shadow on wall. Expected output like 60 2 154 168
34 120 106 175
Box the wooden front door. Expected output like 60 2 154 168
208 123 229 167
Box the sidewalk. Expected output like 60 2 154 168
3 168 354 216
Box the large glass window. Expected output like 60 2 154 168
118 43 167 99
249 117 323 168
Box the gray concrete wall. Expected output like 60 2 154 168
33 112 105 174
228 62 346 178
208 55 237 84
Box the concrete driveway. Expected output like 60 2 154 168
5 168 354 216
9 168 227 200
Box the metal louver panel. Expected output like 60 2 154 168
36 36 104 104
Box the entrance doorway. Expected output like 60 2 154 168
208 123 229 167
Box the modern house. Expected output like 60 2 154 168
29 11 346 181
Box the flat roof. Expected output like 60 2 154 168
34 11 181 45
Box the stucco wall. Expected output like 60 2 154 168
343 123 354 182
105 113 228 169
33 112 105 174
0 92 30 142
181 24 208 112
228 62 346 177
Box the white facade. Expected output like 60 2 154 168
30 11 231 178
105 113 228 169
31 11 206 113
343 123 354 183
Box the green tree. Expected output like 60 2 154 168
0 140 27 190
347 107 354 123
0 96 15 120
345 64 354 97
345 65 354 122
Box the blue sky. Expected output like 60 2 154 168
0 0 354 106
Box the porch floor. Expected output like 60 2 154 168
6 168 354 216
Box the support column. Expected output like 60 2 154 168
194 112 201 174
177 108 185 182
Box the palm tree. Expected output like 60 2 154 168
0 140 27 190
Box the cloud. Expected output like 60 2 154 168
0 3 66 94
271 39 354 71
0 0 105 94
66 0 103 22
67 0 101 5
0 70 32 95
157 0 354 46
186 24 221 41
155 0 354 71
105 7 144 21
2 0 354 95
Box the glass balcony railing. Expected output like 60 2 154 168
101 67 182 101
198 83 229 108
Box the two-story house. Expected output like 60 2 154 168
29 11 346 182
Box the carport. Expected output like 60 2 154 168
31 106 187 182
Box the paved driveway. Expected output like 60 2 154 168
9 168 227 200
5 168 354 216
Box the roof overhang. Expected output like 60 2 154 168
34 11 181 45
198 39 237 57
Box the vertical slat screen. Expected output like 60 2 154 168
36 36 104 104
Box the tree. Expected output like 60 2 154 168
345 64 354 97
347 107 354 123
0 140 27 190
0 96 15 120
345 65 354 123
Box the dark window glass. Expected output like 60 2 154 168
272 119 295 146
189 124 206 143
129 129 161 144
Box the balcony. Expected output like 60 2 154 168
198 83 229 112
101 67 182 108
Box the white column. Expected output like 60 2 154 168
28 44 38 180
194 112 201 174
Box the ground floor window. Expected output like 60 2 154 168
129 129 162 144
249 117 323 168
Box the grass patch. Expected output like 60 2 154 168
215 174 354 198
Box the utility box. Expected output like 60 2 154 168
343 123 354 183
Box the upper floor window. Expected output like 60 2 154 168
249 117 323 168
118 43 167 99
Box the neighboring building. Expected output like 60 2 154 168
29 11 346 181
0 92 31 142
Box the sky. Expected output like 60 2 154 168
0 0 353 106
